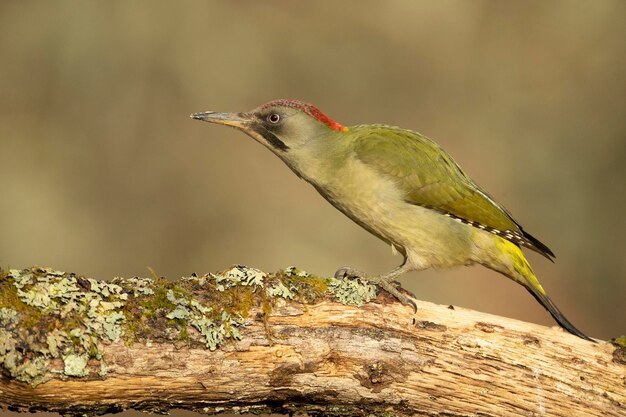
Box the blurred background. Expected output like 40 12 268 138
0 1 624 403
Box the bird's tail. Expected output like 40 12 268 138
523 282 593 341
479 236 593 341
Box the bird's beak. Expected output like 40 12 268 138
190 111 251 129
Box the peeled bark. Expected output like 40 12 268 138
0 266 624 417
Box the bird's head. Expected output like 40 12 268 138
191 99 348 155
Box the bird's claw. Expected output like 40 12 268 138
333 266 417 313
376 280 417 313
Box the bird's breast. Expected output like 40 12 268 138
303 156 473 267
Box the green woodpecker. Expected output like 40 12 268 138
191 99 591 341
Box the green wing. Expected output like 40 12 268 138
352 125 554 259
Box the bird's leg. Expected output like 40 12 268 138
334 262 417 312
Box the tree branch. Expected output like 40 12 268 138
0 266 624 416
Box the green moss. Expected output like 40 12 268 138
270 267 331 303
260 291 273 317
120 297 141 344
178 321 189 341
223 284 256 318
138 279 176 316
0 273 43 329
372 411 398 417
122 279 173 341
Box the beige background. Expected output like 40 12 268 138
1 1 625 414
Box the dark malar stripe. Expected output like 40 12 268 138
250 125 289 151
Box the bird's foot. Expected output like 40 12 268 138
371 277 417 313
333 266 417 313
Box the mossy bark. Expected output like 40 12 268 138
0 266 624 417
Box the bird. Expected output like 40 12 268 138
191 98 591 341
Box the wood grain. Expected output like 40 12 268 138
1 272 625 417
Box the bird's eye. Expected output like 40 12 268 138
267 113 281 124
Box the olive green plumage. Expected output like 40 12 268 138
191 99 592 341
351 125 555 260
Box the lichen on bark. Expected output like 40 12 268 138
0 265 378 386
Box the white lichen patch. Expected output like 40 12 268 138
0 307 18 326
180 273 208 286
1 315 50 385
87 279 127 299
163 288 243 350
14 356 50 385
16 276 81 312
8 269 127 343
46 330 66 358
189 311 244 351
63 353 89 377
0 333 18 371
9 269 36 289
101 311 126 340
0 302 53 384
283 266 310 278
99 360 107 377
166 288 188 305
266 281 296 300
166 305 190 320
112 276 154 297
164 288 192 320
212 265 266 291
328 277 377 306
0 268 132 385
